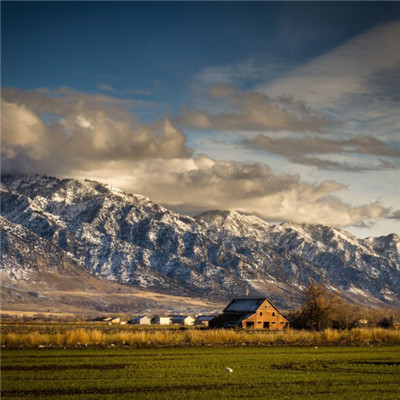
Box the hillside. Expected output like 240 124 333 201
1 175 399 311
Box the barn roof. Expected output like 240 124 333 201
224 298 267 313
171 315 193 322
211 312 255 328
196 315 215 321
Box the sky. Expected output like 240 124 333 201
1 1 400 238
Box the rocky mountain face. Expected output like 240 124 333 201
1 175 399 309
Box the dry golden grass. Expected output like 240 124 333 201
2 327 400 348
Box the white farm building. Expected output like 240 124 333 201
151 316 172 325
130 316 151 325
171 315 195 326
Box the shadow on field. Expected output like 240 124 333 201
1 363 138 371
351 361 400 366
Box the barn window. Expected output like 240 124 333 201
280 322 285 324
258 321 262 324
271 322 276 324
259 312 263 316
272 312 275 316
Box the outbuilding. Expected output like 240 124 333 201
171 315 195 326
151 315 172 325
194 315 216 327
130 316 151 325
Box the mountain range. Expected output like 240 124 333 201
1 175 399 313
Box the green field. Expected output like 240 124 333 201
1 346 400 399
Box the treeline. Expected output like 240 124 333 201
286 281 400 331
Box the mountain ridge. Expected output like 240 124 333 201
1 174 399 310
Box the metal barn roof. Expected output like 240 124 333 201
196 315 216 321
224 298 267 313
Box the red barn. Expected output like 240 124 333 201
209 298 289 330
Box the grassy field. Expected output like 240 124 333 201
2 325 400 347
1 346 400 400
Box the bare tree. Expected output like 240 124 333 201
298 281 342 331
293 281 400 331
331 302 364 330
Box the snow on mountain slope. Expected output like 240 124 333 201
1 175 399 308
195 210 271 242
194 212 400 305
0 215 223 315
1 176 249 299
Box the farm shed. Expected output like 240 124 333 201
209 298 289 330
171 315 195 325
130 316 151 325
195 315 216 327
151 315 172 325
93 316 125 324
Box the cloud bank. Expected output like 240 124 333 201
176 90 332 133
2 88 190 175
1 88 391 229
245 135 400 171
118 158 387 228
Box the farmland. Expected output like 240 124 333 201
2 346 400 399
2 321 400 347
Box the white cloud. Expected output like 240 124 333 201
260 20 400 108
245 134 400 171
61 115 93 130
176 89 332 132
98 83 115 92
194 60 259 87
1 99 54 160
2 88 190 175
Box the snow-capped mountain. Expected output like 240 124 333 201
1 175 399 308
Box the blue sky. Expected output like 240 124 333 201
3 3 398 103
2 1 400 237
